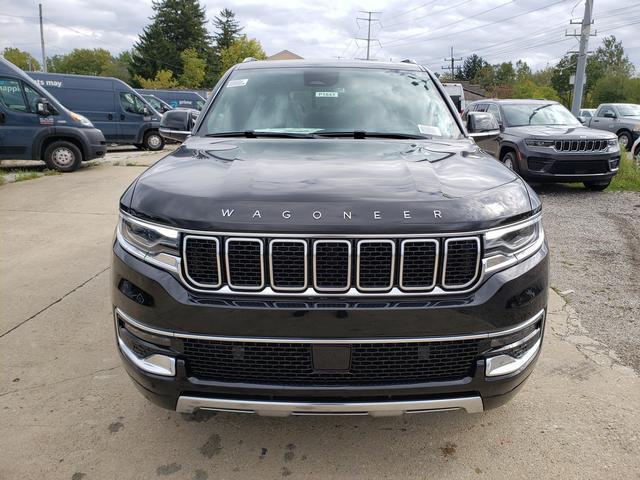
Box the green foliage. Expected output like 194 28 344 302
213 8 243 51
460 54 487 82
129 0 213 85
610 153 640 192
47 48 131 82
134 69 179 88
591 75 640 105
219 35 267 73
2 47 41 71
179 49 206 87
512 79 560 101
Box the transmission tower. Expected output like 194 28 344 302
356 11 381 60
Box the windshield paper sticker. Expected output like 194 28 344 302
418 125 441 136
227 79 248 88
315 91 339 98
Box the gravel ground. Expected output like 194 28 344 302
535 183 640 373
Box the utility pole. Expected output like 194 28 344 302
442 46 462 79
567 0 595 114
356 11 381 60
39 3 47 72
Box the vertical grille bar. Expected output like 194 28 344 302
313 240 351 292
399 239 439 291
442 237 481 289
183 235 222 288
356 240 395 292
225 238 265 290
269 239 308 292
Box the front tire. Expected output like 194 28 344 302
617 131 632 151
44 141 82 172
584 180 611 191
143 131 165 151
501 151 518 172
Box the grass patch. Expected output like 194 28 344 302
14 171 41 182
43 169 61 177
0 175 5 186
610 152 640 192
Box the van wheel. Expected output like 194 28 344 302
44 141 82 172
584 180 611 191
143 131 164 151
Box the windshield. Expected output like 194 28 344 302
199 68 462 138
617 104 640 116
502 103 580 127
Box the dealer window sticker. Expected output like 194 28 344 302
227 79 248 88
315 91 339 98
418 124 442 136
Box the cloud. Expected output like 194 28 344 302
1 0 637 75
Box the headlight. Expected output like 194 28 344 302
607 139 619 147
524 139 554 147
117 214 180 271
70 111 94 127
484 216 544 274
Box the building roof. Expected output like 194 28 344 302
267 50 304 61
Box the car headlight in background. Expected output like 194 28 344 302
607 139 620 147
117 214 180 271
70 111 94 127
524 139 554 147
633 124 640 132
484 216 544 274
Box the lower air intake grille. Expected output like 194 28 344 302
550 160 609 175
443 238 480 288
225 239 264 289
183 339 481 385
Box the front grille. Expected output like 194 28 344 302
443 238 480 288
182 235 482 294
550 160 610 175
183 339 480 385
554 139 608 152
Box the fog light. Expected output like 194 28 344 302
117 336 176 376
485 338 541 377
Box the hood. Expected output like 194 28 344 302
508 124 617 139
124 137 534 233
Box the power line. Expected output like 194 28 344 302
442 46 462 78
383 0 439 21
382 0 475 29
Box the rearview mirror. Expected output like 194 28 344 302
36 98 51 116
467 111 500 140
159 108 199 142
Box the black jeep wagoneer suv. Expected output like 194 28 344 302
112 60 548 416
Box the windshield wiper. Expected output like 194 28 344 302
527 104 554 123
205 130 314 138
314 131 431 140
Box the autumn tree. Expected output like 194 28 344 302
219 35 266 73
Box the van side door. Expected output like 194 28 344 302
117 91 150 143
0 77 47 160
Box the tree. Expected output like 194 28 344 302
460 54 487 82
135 69 179 89
591 74 640 105
2 47 41 71
130 0 213 85
212 8 243 51
512 79 559 101
179 48 206 87
494 62 516 85
515 60 532 81
219 35 266 73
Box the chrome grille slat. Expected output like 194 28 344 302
399 239 439 291
553 138 610 152
269 239 307 292
313 240 351 292
356 240 395 292
442 237 481 289
183 235 222 288
225 238 265 290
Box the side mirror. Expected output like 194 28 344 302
467 111 500 140
36 98 51 116
159 108 198 142
603 112 616 119
143 106 150 116
577 116 587 124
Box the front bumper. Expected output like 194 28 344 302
112 240 549 415
83 127 107 160
517 147 619 183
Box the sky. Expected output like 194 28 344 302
0 0 638 74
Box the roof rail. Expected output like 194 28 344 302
401 59 418 64
242 57 257 63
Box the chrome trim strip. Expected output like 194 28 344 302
490 327 541 354
313 239 352 292
399 238 439 291
182 235 222 289
176 395 484 416
442 237 481 290
485 338 541 377
117 336 176 377
356 239 396 292
114 307 544 344
224 238 265 291
269 239 308 292
120 210 542 239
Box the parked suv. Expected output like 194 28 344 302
0 58 106 171
113 60 548 417
464 99 620 191
586 103 640 151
